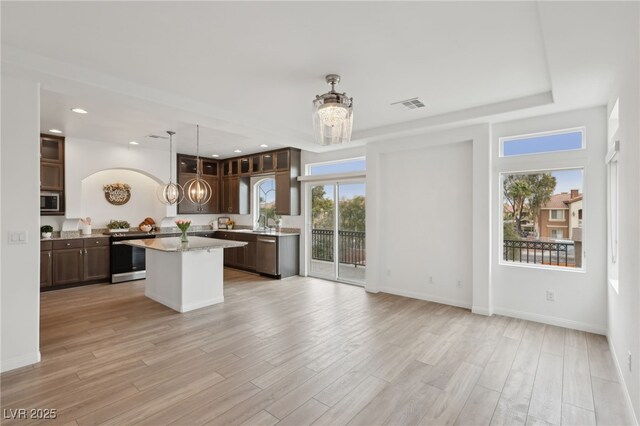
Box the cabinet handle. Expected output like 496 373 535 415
79 249 83 255
96 241 100 244
48 252 51 258
84 249 88 254
66 243 71 246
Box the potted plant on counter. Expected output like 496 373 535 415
106 219 131 233
41 225 53 239
175 219 192 243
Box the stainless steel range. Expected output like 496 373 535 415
110 233 156 283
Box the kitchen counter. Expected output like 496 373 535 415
121 236 246 252
218 229 300 237
122 236 246 313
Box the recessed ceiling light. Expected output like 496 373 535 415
260 144 268 148
48 129 63 134
129 141 139 145
234 149 242 153
71 108 88 114
211 154 220 158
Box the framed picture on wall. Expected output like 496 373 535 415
218 217 231 229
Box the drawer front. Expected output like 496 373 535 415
41 240 52 251
52 239 84 250
83 237 109 247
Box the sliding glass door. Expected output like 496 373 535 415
309 181 366 285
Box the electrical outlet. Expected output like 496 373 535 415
457 280 462 288
628 351 632 372
546 290 555 302
429 276 434 284
386 269 391 277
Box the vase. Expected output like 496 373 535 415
181 230 189 243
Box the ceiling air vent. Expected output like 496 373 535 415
147 134 168 140
390 97 426 111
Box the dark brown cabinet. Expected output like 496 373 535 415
214 231 257 272
41 162 64 191
261 153 275 172
239 158 251 175
52 240 84 286
176 147 300 216
177 154 220 214
40 134 65 214
40 135 64 162
251 155 261 173
40 241 52 288
83 238 110 281
274 149 301 216
275 150 290 171
214 232 298 278
222 177 249 215
43 237 110 290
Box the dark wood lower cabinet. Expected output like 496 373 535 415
40 250 52 288
214 232 298 278
52 248 84 286
83 246 110 281
42 237 110 290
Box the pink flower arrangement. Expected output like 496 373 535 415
175 219 192 232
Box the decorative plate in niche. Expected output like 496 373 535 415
103 182 131 205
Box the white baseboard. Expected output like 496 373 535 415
493 306 606 335
608 336 639 426
381 286 472 310
181 297 224 313
1 351 41 373
472 306 492 316
145 291 224 313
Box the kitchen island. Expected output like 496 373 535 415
121 236 246 313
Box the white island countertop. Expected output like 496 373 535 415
122 236 246 252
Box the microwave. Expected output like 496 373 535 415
40 192 60 212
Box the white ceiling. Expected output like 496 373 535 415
1 1 637 156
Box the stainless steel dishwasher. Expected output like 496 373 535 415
256 236 277 275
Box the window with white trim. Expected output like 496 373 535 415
501 164 584 270
307 158 366 176
254 178 276 226
500 128 584 157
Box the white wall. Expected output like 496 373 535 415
606 12 640 420
492 107 607 334
0 75 41 371
64 137 224 228
366 125 491 312
81 169 166 228
66 138 171 219
380 141 473 307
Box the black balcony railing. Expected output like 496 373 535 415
311 229 366 267
503 239 575 267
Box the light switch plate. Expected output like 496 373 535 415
8 231 28 244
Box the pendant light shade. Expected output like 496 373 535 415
312 74 353 146
157 131 184 205
185 125 212 207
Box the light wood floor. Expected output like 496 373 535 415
1 269 632 426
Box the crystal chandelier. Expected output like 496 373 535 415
184 124 212 208
312 74 353 146
157 131 184 205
